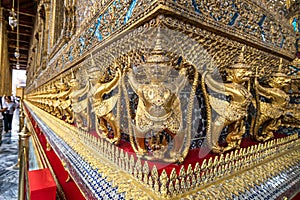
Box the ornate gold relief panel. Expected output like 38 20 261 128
28 13 297 158
252 60 291 142
49 0 65 50
28 22 210 163
27 0 49 83
35 4 46 74
27 0 299 93
202 47 252 154
48 0 77 58
76 0 105 29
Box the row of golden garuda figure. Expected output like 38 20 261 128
28 44 300 163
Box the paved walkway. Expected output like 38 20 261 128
0 109 20 200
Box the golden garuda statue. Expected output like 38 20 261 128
282 57 300 127
47 83 59 116
252 59 290 142
92 62 122 145
202 47 252 154
69 70 91 131
126 35 190 162
56 76 74 123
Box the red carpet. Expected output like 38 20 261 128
293 192 300 200
26 107 86 200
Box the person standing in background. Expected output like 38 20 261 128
2 96 16 133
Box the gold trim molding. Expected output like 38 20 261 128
24 100 300 199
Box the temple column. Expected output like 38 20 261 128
0 7 12 96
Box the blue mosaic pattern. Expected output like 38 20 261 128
188 0 294 52
78 0 139 57
236 161 300 200
91 15 103 41
68 46 74 62
292 17 299 32
288 65 300 76
26 104 125 200
124 0 137 24
190 83 207 149
289 96 300 104
278 126 300 137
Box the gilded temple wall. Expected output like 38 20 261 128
23 0 300 199
25 0 298 92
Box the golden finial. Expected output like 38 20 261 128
271 140 274 147
168 181 175 195
129 155 135 174
229 46 250 70
186 176 191 189
224 163 228 174
124 152 129 172
225 153 230 163
242 148 246 156
179 166 186 178
234 149 239 160
154 179 159 192
236 46 245 64
219 154 224 165
71 68 75 79
148 176 153 188
151 165 159 180
229 151 234 161
207 157 213 168
136 158 143 181
154 27 163 52
246 146 250 155
201 171 207 182
213 167 218 177
128 55 131 68
272 58 287 77
119 149 124 164
213 156 219 167
143 161 150 175
60 74 64 83
279 58 283 71
201 159 207 170
180 179 187 192
187 164 193 175
194 162 200 173
91 53 96 66
192 175 196 188
196 172 201 186
217 165 222 176
160 170 169 197
170 168 177 181
145 27 169 64
229 162 233 171
252 144 257 153
208 168 213 180
175 179 180 193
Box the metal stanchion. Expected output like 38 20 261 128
15 100 24 169
19 100 24 133
18 126 31 200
